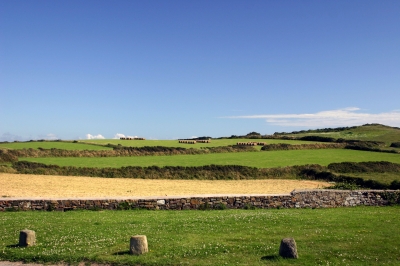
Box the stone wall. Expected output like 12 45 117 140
0 190 398 212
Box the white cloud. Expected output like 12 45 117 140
86 134 105 139
113 133 125 139
225 107 400 128
38 133 58 140
113 133 139 139
0 132 24 142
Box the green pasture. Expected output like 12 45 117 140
0 207 399 265
20 149 400 169
81 138 320 150
343 172 400 185
285 124 400 145
0 139 322 151
0 141 112 151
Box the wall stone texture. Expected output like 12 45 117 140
0 190 398 212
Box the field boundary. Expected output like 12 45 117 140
1 190 398 211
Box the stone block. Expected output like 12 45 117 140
130 235 148 255
19 230 36 247
279 238 298 259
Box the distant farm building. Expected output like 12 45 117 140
120 137 145 140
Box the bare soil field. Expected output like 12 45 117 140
0 173 331 198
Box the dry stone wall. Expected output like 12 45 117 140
0 190 398 212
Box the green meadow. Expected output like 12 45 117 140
282 124 400 145
20 149 400 168
0 139 320 151
80 138 320 150
0 141 112 151
0 207 399 265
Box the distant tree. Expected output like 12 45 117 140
246 132 261 136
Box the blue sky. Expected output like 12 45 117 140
1 0 400 141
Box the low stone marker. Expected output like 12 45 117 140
130 235 148 255
19 229 36 247
279 237 298 259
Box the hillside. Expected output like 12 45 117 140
272 124 400 146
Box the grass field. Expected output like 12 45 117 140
80 138 320 150
0 139 321 151
20 149 400 169
283 124 400 145
342 172 400 185
0 207 399 265
0 141 112 151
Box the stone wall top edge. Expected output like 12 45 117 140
291 189 398 194
0 193 292 201
2 190 398 202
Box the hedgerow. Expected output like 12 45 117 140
300 168 400 190
0 145 256 159
390 142 400 148
261 143 345 151
328 161 400 173
11 161 323 180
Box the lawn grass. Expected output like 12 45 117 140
0 207 399 265
0 141 112 151
20 149 400 168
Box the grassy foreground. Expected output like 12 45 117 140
1 207 399 265
20 149 400 168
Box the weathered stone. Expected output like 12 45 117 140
130 235 148 255
19 230 36 247
279 238 298 259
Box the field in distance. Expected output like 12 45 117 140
21 149 400 168
0 141 112 150
0 138 323 151
83 138 321 149
278 123 400 145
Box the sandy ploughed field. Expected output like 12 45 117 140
0 173 332 198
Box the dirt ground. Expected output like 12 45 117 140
0 173 331 198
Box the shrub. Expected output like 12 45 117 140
243 203 256 210
299 136 337 142
0 150 18 163
117 202 132 210
390 142 400 148
328 161 400 173
198 202 211 210
214 203 227 210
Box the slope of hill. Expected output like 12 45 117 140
273 124 400 146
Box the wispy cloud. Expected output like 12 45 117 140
38 133 58 140
113 133 138 139
225 107 400 127
113 133 126 139
0 132 24 142
86 134 105 139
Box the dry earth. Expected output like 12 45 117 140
0 173 331 198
